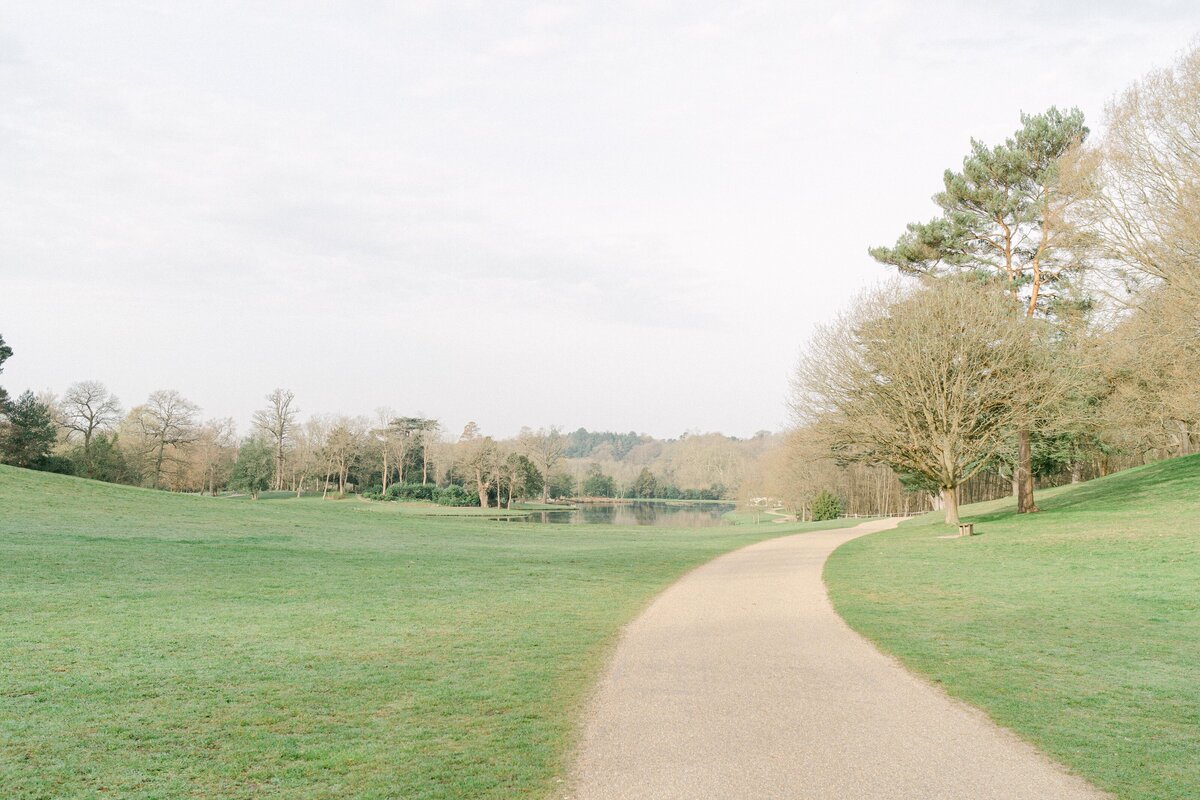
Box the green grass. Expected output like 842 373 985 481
723 508 793 525
826 455 1200 800
0 466 822 800
228 493 534 518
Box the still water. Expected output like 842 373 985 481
511 501 735 527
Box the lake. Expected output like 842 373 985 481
510 501 736 527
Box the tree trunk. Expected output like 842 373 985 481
1070 461 1083 484
541 466 549 504
941 486 960 525
154 440 166 489
1016 429 1039 513
476 469 489 508
274 439 284 492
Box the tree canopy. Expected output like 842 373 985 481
794 278 1064 524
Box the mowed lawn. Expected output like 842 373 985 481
0 466 820 800
826 454 1200 800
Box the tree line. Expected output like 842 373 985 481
0 356 767 505
778 46 1200 524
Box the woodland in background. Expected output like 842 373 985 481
0 354 772 506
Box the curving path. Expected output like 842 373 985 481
566 519 1107 799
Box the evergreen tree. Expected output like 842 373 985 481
0 391 57 469
0 333 12 412
546 472 575 500
629 467 658 499
73 433 135 484
582 463 617 498
230 437 275 499
811 490 843 521
870 107 1090 514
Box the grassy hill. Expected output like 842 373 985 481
0 465 829 800
826 454 1200 800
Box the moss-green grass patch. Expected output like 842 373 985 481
826 455 1200 800
0 466 828 799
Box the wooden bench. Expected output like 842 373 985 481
958 523 974 537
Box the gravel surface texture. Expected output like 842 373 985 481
566 519 1108 799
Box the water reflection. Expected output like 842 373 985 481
512 501 735 527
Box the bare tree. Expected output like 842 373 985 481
501 448 534 509
416 418 440 485
1084 44 1200 306
871 108 1092 514
519 426 566 503
132 389 199 489
1099 288 1200 458
793 279 1064 524
386 416 430 486
252 389 299 492
1076 45 1200 455
193 418 237 495
663 432 745 494
322 416 365 496
458 422 497 508
373 407 398 495
290 417 328 497
745 426 843 521
60 380 121 455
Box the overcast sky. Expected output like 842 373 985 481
1 2 1195 439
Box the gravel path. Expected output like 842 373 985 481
566 519 1108 799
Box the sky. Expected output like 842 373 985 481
1 1 1196 439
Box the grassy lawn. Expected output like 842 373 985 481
228 493 534 518
723 508 794 525
0 466 813 800
826 454 1200 800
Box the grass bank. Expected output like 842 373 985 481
826 455 1200 800
0 466 814 799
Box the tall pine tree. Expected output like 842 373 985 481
870 107 1090 513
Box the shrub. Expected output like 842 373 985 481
433 485 479 507
386 483 436 501
812 490 843 521
547 472 575 500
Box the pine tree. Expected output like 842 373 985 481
0 391 57 468
870 108 1090 514
0 333 12 412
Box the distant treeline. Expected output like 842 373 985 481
0 358 759 508
564 428 644 460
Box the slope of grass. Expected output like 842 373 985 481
826 455 1200 800
0 466 815 800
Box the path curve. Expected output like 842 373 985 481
566 519 1107 799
